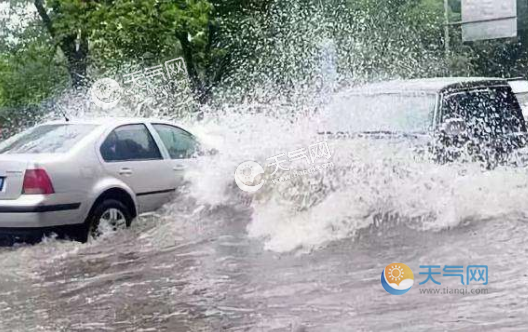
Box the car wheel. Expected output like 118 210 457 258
76 199 132 243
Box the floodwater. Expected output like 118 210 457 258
2 96 528 331
1 198 527 331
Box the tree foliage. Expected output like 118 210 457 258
2 0 528 131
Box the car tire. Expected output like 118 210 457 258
74 199 132 243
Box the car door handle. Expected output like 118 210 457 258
119 168 133 175
173 165 185 171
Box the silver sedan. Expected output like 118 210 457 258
0 118 199 244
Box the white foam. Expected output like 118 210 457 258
180 96 528 253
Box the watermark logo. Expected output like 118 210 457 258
123 57 189 102
234 141 334 193
381 263 489 295
466 265 488 285
419 265 488 285
267 141 332 175
234 161 265 193
90 78 123 109
381 263 414 295
89 57 190 109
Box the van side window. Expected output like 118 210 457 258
101 124 162 162
152 124 197 159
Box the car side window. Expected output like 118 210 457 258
152 124 197 159
101 124 162 162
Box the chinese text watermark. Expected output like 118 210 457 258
90 57 190 109
234 141 334 192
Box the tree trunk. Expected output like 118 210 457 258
176 31 208 103
61 34 89 88
34 0 89 88
176 28 231 105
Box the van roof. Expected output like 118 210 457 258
348 77 509 95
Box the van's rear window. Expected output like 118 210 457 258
0 124 98 154
442 86 526 135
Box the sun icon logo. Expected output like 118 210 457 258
388 265 404 282
381 263 414 295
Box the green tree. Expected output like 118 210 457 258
31 0 272 103
34 0 90 87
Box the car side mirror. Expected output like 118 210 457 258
196 146 218 156
207 148 219 156
441 118 467 136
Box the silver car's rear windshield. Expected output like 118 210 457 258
0 124 98 154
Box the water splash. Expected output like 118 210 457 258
14 0 516 254
179 89 528 253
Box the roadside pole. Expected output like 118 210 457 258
518 0 528 53
444 0 451 57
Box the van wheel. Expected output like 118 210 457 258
76 199 132 242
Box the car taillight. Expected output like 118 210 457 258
23 169 55 195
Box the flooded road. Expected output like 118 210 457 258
4 0 528 329
2 109 528 332
1 197 528 331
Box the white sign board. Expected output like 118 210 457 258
462 0 517 41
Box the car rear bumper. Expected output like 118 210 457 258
0 203 81 213
0 195 84 228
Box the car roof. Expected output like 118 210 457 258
348 77 509 95
42 117 190 130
